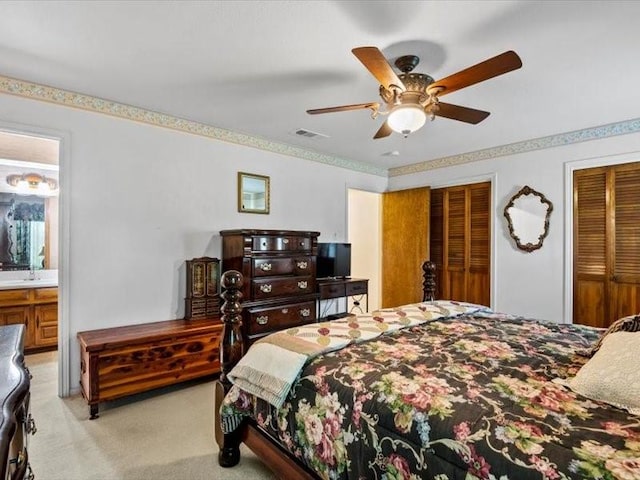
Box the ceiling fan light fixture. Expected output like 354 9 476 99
387 104 427 137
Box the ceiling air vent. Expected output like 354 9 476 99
293 128 329 139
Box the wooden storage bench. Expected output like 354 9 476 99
77 318 222 419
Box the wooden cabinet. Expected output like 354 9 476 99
34 303 58 347
0 306 29 327
78 319 223 419
317 278 369 319
0 287 58 352
0 324 35 480
185 257 221 319
430 182 491 306
573 162 640 327
220 229 320 343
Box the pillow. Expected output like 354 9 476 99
588 314 640 356
568 331 640 415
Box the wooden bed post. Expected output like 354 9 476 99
214 270 245 467
422 260 436 301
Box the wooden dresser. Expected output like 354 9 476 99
77 318 222 419
0 324 36 480
220 229 319 344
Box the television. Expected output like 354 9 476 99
317 242 351 279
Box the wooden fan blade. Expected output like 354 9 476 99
427 51 522 97
373 121 393 139
352 47 406 92
434 102 491 124
307 102 379 115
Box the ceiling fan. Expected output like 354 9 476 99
307 46 522 139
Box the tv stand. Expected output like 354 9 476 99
317 278 368 320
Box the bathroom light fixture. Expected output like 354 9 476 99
6 173 58 194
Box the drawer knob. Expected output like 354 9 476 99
282 238 289 244
300 308 311 317
281 308 289 314
259 263 272 272
297 281 308 289
259 284 272 293
256 315 269 325
296 261 308 270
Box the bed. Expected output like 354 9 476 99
214 267 640 480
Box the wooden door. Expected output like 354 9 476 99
34 303 58 347
609 164 640 320
0 306 28 326
574 162 640 327
431 182 491 306
0 306 34 348
381 187 430 308
429 189 444 300
467 182 491 305
444 186 468 301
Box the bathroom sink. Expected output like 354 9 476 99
0 278 58 289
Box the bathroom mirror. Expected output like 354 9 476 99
504 185 553 252
238 172 270 214
0 194 47 270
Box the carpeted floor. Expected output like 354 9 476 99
26 351 276 480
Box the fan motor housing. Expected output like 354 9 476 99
379 73 435 105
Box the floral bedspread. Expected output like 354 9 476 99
221 312 640 480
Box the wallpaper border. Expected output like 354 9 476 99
0 75 387 177
1 74 639 179
388 117 640 177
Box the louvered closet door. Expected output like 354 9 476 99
430 189 444 300
610 164 640 321
467 183 491 305
444 187 467 301
434 182 491 306
574 167 608 327
574 162 640 327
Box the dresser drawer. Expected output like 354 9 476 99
33 287 58 301
318 282 346 299
253 276 315 299
0 289 30 305
346 280 368 296
252 235 312 252
246 301 316 336
253 256 313 277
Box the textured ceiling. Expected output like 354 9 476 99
0 1 639 175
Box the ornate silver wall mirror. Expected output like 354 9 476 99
503 185 553 252
238 172 270 214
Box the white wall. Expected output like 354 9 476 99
0 93 387 395
388 132 640 323
347 189 381 312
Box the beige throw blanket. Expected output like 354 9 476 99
228 300 486 408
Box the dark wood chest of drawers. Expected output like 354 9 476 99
220 229 320 343
1 325 35 480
